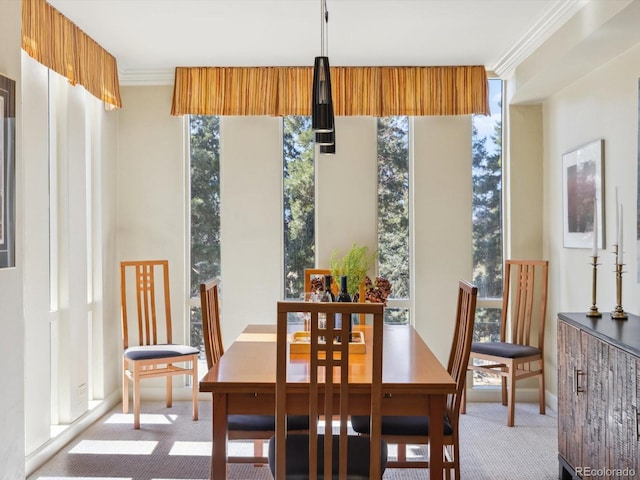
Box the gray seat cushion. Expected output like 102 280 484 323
268 433 387 480
124 344 199 361
350 415 454 436
471 341 541 358
229 414 309 432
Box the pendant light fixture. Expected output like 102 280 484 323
319 131 336 155
312 0 335 144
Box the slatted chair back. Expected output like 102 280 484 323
274 301 386 480
446 280 478 423
120 260 199 429
121 259 172 349
500 260 549 349
200 278 224 369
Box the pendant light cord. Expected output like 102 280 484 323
320 0 329 57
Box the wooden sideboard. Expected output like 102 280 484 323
557 312 640 480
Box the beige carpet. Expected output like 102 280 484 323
28 401 558 479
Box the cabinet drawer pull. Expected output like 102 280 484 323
574 368 585 394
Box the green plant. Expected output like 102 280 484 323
330 243 376 298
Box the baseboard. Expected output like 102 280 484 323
25 391 121 477
465 386 550 404
546 391 558 412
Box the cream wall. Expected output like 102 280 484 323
220 116 284 346
540 42 640 403
414 116 473 362
116 85 192 395
0 1 24 478
316 116 378 266
117 89 476 365
21 49 120 476
22 53 53 455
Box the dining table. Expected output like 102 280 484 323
199 321 456 480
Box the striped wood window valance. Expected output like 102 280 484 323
22 0 122 108
171 65 489 117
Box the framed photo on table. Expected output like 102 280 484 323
562 139 605 250
0 74 16 269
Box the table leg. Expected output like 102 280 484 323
429 394 445 480
211 393 228 480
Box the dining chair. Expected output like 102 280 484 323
350 280 477 479
461 259 549 427
120 260 199 429
269 301 388 479
199 278 309 464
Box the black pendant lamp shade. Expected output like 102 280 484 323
312 56 334 133
315 130 334 146
320 138 336 155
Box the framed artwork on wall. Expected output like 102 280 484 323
562 139 605 250
0 74 16 269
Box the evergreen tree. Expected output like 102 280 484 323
190 115 221 293
283 116 315 298
377 117 409 300
472 111 503 341
189 115 221 347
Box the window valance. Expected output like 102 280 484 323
22 0 122 108
171 65 489 117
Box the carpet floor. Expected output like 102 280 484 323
28 401 558 479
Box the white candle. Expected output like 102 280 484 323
615 187 619 245
592 198 598 257
619 203 624 264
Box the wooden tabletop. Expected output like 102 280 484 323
199 322 455 480
199 323 455 394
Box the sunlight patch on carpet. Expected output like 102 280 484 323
69 440 158 455
168 441 211 456
104 413 178 424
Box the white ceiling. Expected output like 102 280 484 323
47 0 583 85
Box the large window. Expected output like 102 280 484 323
189 115 221 354
280 116 412 325
377 117 410 324
471 78 504 386
282 116 315 300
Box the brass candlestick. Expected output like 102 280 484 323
586 256 601 317
612 244 628 320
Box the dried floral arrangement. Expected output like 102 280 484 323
363 276 392 306
309 273 392 306
310 276 325 293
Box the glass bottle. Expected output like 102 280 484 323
336 275 352 341
322 274 336 302
319 276 333 340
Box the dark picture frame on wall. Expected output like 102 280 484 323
562 139 605 250
0 74 16 269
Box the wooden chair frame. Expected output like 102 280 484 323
121 260 198 429
370 281 477 480
274 301 386 479
462 259 549 426
201 278 306 464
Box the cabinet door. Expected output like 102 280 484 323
607 345 639 473
558 320 584 468
582 330 609 473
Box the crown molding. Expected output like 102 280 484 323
119 68 174 86
491 0 588 77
